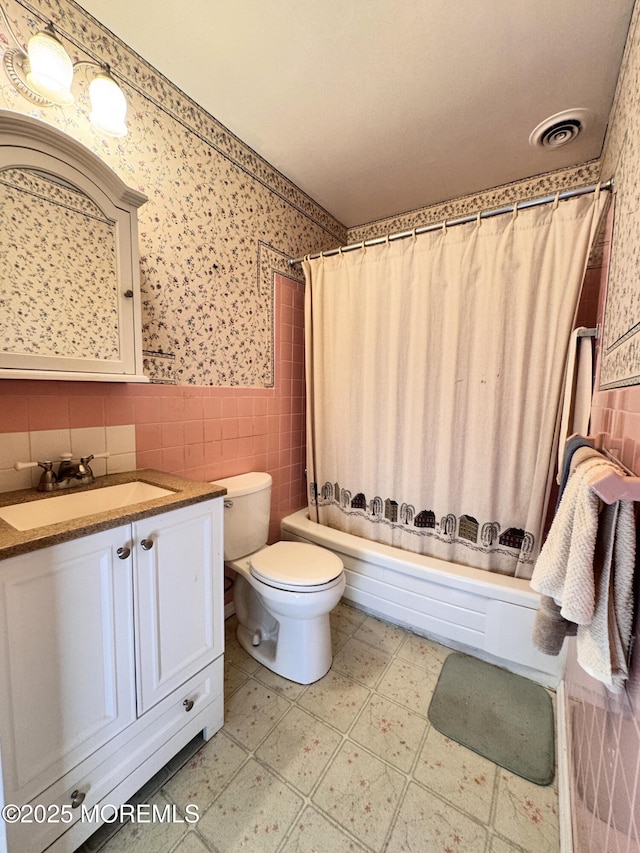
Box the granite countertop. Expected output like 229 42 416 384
0 469 227 560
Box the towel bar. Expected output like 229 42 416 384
586 445 640 504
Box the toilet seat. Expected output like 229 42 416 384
250 541 343 592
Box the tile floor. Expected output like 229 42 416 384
92 603 560 853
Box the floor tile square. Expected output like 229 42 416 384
313 743 405 849
397 631 451 673
224 679 290 749
163 730 248 814
197 759 303 853
376 657 440 715
96 792 188 853
493 769 560 852
386 781 488 852
350 694 428 772
353 615 407 654
256 706 342 794
298 669 370 732
281 806 369 852
414 727 496 822
255 666 308 700
331 637 391 687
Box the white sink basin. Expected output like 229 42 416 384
0 482 176 531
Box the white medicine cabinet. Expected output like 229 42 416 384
0 111 148 382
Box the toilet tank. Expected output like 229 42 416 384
214 472 272 560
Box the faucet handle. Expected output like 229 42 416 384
80 452 110 464
14 460 58 492
77 452 109 482
14 460 53 471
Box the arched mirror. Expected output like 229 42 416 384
0 111 148 382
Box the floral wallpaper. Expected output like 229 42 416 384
0 166 120 359
347 162 602 244
591 0 640 389
0 0 345 387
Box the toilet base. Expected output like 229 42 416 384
236 612 333 684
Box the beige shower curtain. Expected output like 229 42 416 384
303 193 606 579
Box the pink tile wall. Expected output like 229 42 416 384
564 247 640 852
0 273 307 541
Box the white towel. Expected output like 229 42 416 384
576 497 635 691
531 453 636 691
532 450 603 623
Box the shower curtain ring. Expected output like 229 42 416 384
594 181 602 200
476 210 482 228
512 201 518 221
552 192 560 211
442 220 447 235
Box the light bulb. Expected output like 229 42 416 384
89 67 128 137
26 22 74 105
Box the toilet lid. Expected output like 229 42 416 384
250 541 343 588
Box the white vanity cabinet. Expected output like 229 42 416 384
0 498 224 853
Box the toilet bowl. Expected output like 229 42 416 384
215 473 345 684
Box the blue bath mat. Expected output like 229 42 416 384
428 652 555 785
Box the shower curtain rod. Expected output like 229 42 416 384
289 179 613 266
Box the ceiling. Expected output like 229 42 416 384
76 0 635 227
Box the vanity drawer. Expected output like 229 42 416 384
5 656 223 853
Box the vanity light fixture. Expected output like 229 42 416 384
0 6 128 137
24 21 74 105
88 65 128 138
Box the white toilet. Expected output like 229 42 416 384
216 472 345 684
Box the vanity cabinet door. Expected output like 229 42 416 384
133 499 224 714
0 526 136 808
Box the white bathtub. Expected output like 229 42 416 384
281 508 564 687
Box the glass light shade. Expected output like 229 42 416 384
89 70 128 137
26 24 74 105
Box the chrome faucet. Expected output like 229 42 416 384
56 454 96 487
15 453 110 492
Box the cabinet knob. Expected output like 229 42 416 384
117 546 131 560
70 789 86 809
140 538 154 551
183 698 194 712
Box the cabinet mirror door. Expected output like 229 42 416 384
0 167 125 369
0 111 147 382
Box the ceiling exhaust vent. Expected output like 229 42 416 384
529 109 591 150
